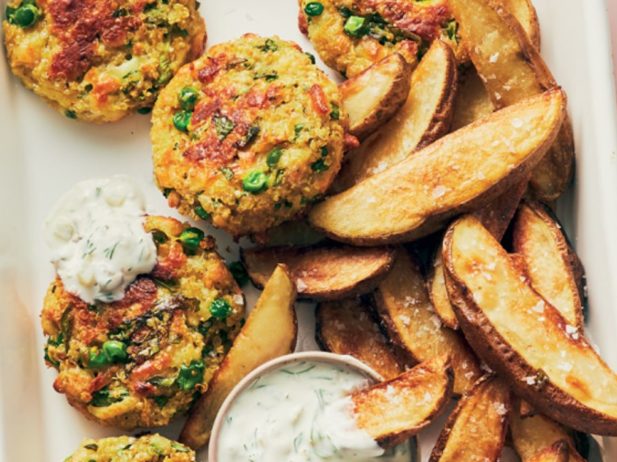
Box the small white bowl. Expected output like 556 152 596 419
207 351 385 462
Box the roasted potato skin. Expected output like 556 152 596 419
450 0 574 201
499 0 541 49
352 356 454 448
316 298 407 380
443 216 617 436
373 249 482 395
242 245 395 301
335 40 457 191
429 375 511 462
341 53 412 140
513 201 585 328
510 399 586 462
310 90 566 246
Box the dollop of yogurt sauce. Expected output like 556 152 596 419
45 176 157 304
217 360 410 462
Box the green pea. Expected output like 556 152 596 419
176 360 205 391
89 350 111 368
344 15 367 37
311 158 329 172
178 227 204 254
137 107 152 115
13 3 40 28
209 298 231 320
194 204 211 220
242 170 268 194
178 86 199 111
102 340 128 363
173 110 192 132
330 103 340 120
304 1 324 16
266 147 283 167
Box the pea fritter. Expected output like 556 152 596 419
65 434 195 462
41 216 244 429
298 0 462 77
151 34 346 238
3 0 206 122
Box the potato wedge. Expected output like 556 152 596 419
242 245 394 301
429 375 511 462
179 265 297 449
451 67 494 131
316 298 405 380
500 0 541 49
527 441 570 462
511 401 585 462
256 220 326 247
513 201 585 329
374 249 481 395
352 356 453 448
334 40 457 191
443 216 617 435
341 53 412 140
450 0 574 201
428 179 528 329
310 90 566 246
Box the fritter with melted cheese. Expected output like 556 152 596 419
151 34 346 238
65 434 195 462
298 0 462 77
41 216 244 429
3 0 205 122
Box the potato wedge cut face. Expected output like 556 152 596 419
316 298 405 380
527 441 569 462
429 376 510 462
242 245 394 301
341 53 412 140
310 90 566 246
510 404 585 462
443 216 617 435
500 0 541 49
513 201 585 329
449 0 574 201
451 67 494 131
179 265 297 449
352 356 453 448
335 40 456 191
375 250 481 395
428 179 527 329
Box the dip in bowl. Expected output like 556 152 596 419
209 351 417 461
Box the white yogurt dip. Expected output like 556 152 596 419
45 176 157 304
217 360 411 462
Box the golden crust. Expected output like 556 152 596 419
443 216 617 436
66 434 195 462
151 34 345 237
373 249 482 395
334 39 457 191
352 356 454 448
450 0 574 201
309 90 565 246
242 244 394 300
3 0 205 122
429 375 511 462
41 215 244 429
316 298 406 380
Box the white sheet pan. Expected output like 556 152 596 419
1 0 616 460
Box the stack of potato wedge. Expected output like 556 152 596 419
178 0 614 459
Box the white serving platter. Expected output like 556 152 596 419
1 0 616 460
